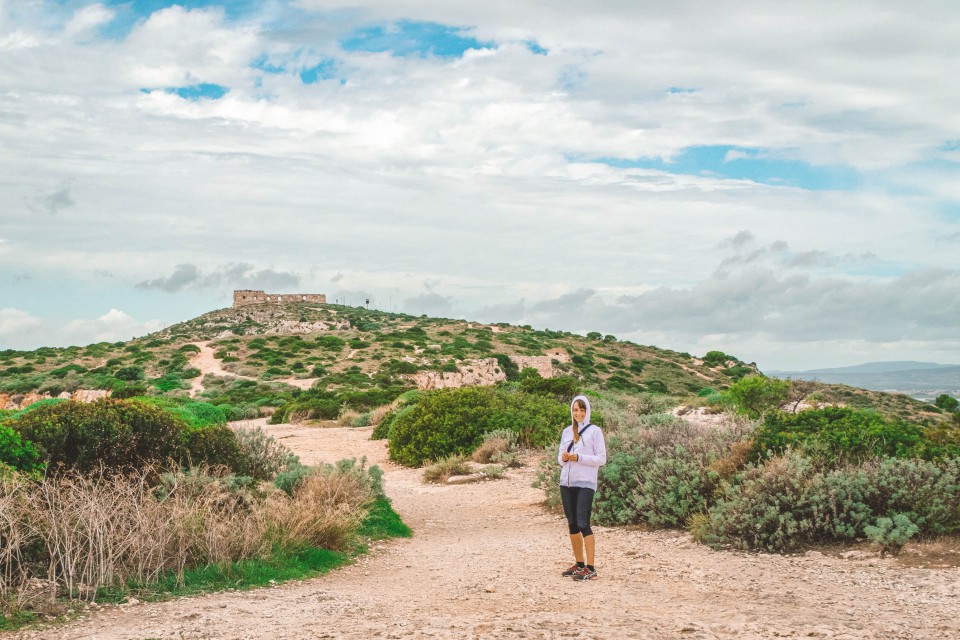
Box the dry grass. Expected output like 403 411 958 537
0 463 373 609
422 455 473 484
471 437 510 464
336 409 363 427
265 472 372 552
367 405 394 426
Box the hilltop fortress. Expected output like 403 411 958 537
233 290 327 308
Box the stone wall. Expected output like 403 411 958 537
233 290 327 308
512 351 570 378
410 358 507 390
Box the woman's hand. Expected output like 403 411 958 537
561 452 578 462
561 451 570 462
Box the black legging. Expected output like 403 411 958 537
560 486 595 537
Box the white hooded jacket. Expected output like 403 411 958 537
558 395 607 490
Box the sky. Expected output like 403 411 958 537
1 0 959 371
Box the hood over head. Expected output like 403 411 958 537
570 394 591 427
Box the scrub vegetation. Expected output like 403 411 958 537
532 378 960 555
0 393 405 628
1 301 959 627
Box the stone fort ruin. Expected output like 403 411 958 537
233 290 327 308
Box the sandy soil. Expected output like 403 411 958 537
13 422 960 640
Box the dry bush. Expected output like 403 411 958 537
265 472 372 552
0 466 268 604
422 455 472 484
471 437 510 464
0 460 377 607
336 409 362 427
367 405 394 426
0 474 33 607
708 439 755 478
156 466 268 574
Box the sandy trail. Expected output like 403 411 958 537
187 343 318 395
15 423 960 640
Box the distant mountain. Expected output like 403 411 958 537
768 361 960 400
768 361 957 375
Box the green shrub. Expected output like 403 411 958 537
152 373 186 392
181 425 249 475
135 397 227 428
701 351 730 367
232 427 299 480
935 394 959 412
371 402 417 440
387 386 567 466
517 369 579 401
350 413 371 427
700 454 960 552
11 398 185 473
753 407 930 463
707 452 821 552
494 354 520 381
49 364 88 378
114 366 145 381
596 446 711 527
0 424 42 473
864 513 919 557
726 375 790 418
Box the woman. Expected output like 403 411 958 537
558 395 606 581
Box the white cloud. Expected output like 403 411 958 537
60 309 163 346
63 3 114 39
0 308 44 341
0 1 958 367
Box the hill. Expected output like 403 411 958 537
1 302 750 406
0 303 946 424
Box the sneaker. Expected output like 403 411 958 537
573 567 598 581
561 563 584 577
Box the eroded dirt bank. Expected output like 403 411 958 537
13 423 959 640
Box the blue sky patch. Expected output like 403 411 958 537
94 0 262 39
667 87 697 94
300 59 338 84
525 40 548 55
341 20 494 58
165 83 229 100
252 54 286 75
590 145 861 191
252 52 341 85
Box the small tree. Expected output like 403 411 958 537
726 375 790 418
934 394 959 412
786 379 819 413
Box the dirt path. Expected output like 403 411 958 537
14 424 960 640
187 343 318 396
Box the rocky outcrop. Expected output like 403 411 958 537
0 389 111 410
71 389 111 403
410 358 507 390
19 392 46 408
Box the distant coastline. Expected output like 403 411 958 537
768 361 960 402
